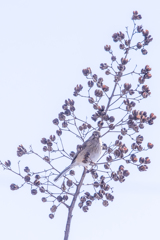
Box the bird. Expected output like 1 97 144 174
54 130 102 182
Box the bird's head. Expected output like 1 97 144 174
92 131 101 139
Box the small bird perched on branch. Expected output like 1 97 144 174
54 131 102 182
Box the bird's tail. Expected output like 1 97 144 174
54 164 73 182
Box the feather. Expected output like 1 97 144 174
54 164 73 182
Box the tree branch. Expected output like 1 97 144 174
64 168 87 240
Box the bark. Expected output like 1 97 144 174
64 168 87 240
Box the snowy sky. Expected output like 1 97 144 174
0 1 159 240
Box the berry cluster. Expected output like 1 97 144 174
0 11 155 223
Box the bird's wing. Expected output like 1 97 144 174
71 141 88 164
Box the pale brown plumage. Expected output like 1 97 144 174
54 131 102 182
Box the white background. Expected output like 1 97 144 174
0 1 159 240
